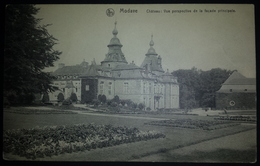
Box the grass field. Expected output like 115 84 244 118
3 107 257 162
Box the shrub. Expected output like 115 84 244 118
138 103 145 110
100 95 107 103
62 98 72 105
57 93 65 102
131 103 137 109
70 93 78 102
146 107 151 111
112 95 120 103
111 102 118 107
41 93 50 103
97 94 102 101
120 100 125 106
107 100 112 106
92 99 100 107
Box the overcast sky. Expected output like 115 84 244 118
36 4 255 78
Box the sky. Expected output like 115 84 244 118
36 4 256 78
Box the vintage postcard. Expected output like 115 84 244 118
4 4 256 162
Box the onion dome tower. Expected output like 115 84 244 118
141 35 164 73
101 21 127 68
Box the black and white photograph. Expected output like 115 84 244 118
3 4 256 162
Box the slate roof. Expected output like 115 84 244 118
217 71 256 93
52 65 86 75
141 55 164 72
112 63 142 71
81 60 100 77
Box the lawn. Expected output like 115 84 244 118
3 107 257 161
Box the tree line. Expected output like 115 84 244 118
172 67 233 109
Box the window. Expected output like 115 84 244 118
108 82 112 95
149 83 152 94
100 81 104 94
85 85 89 91
143 82 146 94
230 89 232 92
124 82 129 94
245 89 247 91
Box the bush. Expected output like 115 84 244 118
120 100 125 106
107 100 112 106
41 93 50 103
92 99 100 107
146 107 151 111
138 103 145 110
131 103 137 109
112 95 120 103
57 93 65 102
111 102 118 107
62 98 72 105
100 95 107 103
70 93 78 102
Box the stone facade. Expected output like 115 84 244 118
49 22 179 110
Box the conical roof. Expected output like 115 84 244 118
146 35 157 55
102 22 127 64
82 59 100 77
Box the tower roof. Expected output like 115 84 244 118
108 21 122 46
102 22 127 64
81 59 100 77
146 35 158 55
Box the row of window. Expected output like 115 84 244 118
57 75 79 79
143 83 164 94
99 81 113 95
54 82 81 86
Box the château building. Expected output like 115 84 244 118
49 22 179 110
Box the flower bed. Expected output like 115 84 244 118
214 116 256 122
4 108 77 114
3 124 165 159
145 119 240 130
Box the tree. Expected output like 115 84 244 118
4 5 61 105
172 67 232 109
199 68 232 107
172 67 201 109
